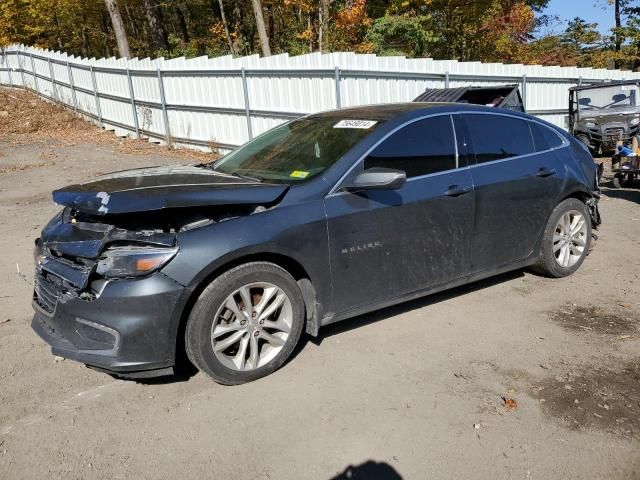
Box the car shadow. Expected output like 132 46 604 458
301 268 525 349
134 268 526 385
330 461 402 480
601 186 640 205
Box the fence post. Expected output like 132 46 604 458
156 67 171 146
334 66 342 109
521 74 527 109
89 65 103 127
47 57 57 100
444 71 450 89
126 68 140 138
18 52 26 88
241 67 253 140
66 61 78 112
29 52 39 94
2 50 12 88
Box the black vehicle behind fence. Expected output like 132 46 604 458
32 103 601 385
414 85 525 112
568 80 640 155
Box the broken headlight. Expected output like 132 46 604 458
96 245 178 278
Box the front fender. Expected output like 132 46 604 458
160 201 331 338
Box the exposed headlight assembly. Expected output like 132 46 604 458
629 117 640 127
585 121 597 128
96 245 178 278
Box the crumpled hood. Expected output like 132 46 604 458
53 165 289 215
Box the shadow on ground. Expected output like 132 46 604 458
330 461 402 480
132 269 526 385
601 186 640 205
311 269 525 345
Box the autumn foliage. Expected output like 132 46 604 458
0 0 639 70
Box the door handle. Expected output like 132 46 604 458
536 167 557 178
445 185 472 197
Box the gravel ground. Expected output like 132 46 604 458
0 88 639 479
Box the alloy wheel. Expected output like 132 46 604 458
553 210 588 268
210 282 293 371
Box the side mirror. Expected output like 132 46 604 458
344 167 406 191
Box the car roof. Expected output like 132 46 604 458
569 79 640 92
308 102 532 122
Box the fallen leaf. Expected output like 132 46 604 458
502 397 518 410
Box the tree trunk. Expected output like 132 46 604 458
615 0 622 51
614 0 622 68
143 0 170 51
124 4 141 38
175 5 190 43
81 10 90 57
320 0 331 52
104 0 131 58
213 0 238 55
318 3 324 51
250 0 271 56
53 9 64 51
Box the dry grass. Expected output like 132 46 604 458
0 88 106 141
0 161 56 174
0 87 219 163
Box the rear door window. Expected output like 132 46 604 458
364 115 457 178
465 114 535 163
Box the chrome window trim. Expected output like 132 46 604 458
326 110 570 197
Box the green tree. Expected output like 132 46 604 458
365 15 437 57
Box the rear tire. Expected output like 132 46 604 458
185 262 305 385
532 198 592 278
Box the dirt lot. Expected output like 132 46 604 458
1 88 639 479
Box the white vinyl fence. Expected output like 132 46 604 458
1 44 639 152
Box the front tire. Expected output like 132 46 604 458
185 262 305 385
532 198 592 278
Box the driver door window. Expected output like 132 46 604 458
364 116 458 177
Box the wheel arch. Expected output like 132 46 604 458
560 189 592 205
173 251 321 369
531 187 595 261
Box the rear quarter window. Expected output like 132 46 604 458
530 122 565 151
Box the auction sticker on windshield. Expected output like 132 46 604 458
290 170 310 179
333 120 377 129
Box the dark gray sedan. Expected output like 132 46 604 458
32 103 601 384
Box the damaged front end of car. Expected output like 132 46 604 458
32 165 289 378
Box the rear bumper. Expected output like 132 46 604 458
32 273 185 378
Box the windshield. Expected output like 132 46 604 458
577 85 640 112
212 116 382 183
